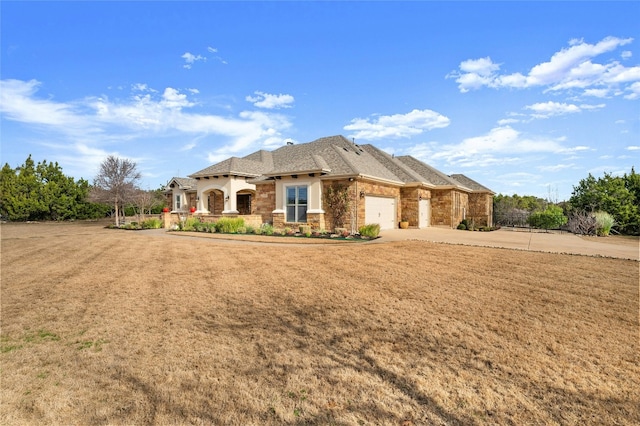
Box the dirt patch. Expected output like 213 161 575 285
1 221 638 425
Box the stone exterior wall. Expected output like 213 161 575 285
254 181 276 225
430 189 469 227
400 187 432 227
430 190 451 226
468 193 493 227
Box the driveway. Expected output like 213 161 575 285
377 227 639 260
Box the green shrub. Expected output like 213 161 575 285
182 217 199 231
237 226 247 234
528 205 567 230
594 211 615 236
261 224 274 235
358 223 381 238
457 223 467 230
215 217 245 233
141 218 162 229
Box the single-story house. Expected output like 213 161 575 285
164 135 494 231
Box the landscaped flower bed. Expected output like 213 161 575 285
171 217 380 241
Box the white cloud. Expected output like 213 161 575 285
207 46 218 53
428 126 584 169
344 109 450 140
583 88 610 98
624 81 640 99
245 91 295 109
161 87 194 109
524 101 581 118
497 118 520 125
627 146 640 151
621 50 632 60
0 79 94 131
182 52 206 69
537 163 576 172
449 36 639 98
0 78 293 170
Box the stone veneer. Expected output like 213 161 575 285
467 193 494 227
431 189 469 227
400 187 432 227
254 181 276 225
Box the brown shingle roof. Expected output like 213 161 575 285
449 174 494 193
184 135 493 193
395 156 468 188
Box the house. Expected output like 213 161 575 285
164 135 494 231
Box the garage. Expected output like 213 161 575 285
365 196 396 230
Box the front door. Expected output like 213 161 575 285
237 194 251 215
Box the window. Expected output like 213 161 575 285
175 194 181 210
286 185 307 222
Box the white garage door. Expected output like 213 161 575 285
419 199 431 228
365 196 396 230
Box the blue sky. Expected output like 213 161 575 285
1 1 638 200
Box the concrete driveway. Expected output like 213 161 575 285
377 227 639 261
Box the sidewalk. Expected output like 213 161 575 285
377 227 639 261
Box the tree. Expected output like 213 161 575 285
0 155 107 221
493 193 547 227
91 156 141 226
569 170 639 235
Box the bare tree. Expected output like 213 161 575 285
134 188 163 221
91 156 141 226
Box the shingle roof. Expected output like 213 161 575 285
189 156 268 178
359 144 429 184
395 156 467 188
169 177 198 189
185 135 493 193
450 174 494 193
267 135 402 181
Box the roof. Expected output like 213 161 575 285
450 174 494 194
166 177 197 191
189 150 274 178
395 156 469 188
185 135 493 193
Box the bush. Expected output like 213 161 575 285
215 217 245 233
359 223 381 238
141 218 162 229
528 205 567 230
457 223 467 230
182 217 199 231
594 211 615 236
261 223 274 235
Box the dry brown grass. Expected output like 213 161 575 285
1 221 638 425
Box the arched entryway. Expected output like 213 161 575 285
236 189 255 215
204 189 225 215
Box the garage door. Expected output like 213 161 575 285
365 196 396 230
